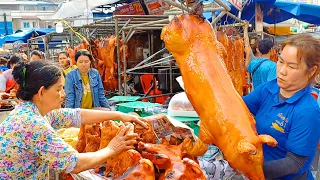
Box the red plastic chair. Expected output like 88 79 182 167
140 74 167 104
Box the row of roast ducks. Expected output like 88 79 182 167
75 114 208 180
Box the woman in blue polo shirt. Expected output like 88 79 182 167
243 33 320 179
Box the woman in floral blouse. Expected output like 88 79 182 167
0 60 147 179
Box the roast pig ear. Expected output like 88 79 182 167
237 140 257 155
259 134 278 147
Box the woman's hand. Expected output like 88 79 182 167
106 125 138 157
119 113 148 129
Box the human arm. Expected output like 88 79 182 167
47 108 148 130
263 151 307 179
96 71 110 109
32 117 137 174
64 72 76 108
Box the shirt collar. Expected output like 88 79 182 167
266 79 311 104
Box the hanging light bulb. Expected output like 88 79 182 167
56 22 64 33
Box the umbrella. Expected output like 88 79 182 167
53 0 120 19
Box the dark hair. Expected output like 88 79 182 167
58 51 70 58
258 38 274 54
31 50 41 58
281 34 320 83
12 61 62 101
0 57 8 65
75 49 93 62
9 55 21 65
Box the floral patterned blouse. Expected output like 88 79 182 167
0 101 82 179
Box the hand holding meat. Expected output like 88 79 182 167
105 125 138 157
119 113 148 129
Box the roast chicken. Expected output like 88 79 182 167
161 14 278 180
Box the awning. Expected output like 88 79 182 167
0 28 55 46
207 0 320 25
52 0 122 19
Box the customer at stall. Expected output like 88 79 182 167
0 60 148 179
243 29 320 179
0 57 8 72
64 50 110 110
0 55 21 92
244 31 276 89
58 51 76 75
30 50 42 61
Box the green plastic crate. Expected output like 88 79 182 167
116 101 161 117
189 122 200 136
108 96 140 102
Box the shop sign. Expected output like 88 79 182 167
143 0 170 15
115 1 145 15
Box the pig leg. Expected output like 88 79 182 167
237 139 257 155
259 134 278 147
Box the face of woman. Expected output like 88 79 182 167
58 54 69 68
277 45 313 94
76 55 91 75
42 76 66 110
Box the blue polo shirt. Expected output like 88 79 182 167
247 58 276 89
243 79 320 180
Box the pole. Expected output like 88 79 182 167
3 13 8 35
122 31 127 96
85 0 89 25
115 17 122 95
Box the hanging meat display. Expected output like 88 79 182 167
161 14 278 180
216 31 245 96
66 35 129 93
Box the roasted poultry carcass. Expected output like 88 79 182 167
75 124 101 153
101 36 118 92
66 46 76 65
138 138 206 180
161 14 278 180
84 123 101 152
98 122 142 179
99 120 123 149
114 158 155 180
234 38 245 96
105 149 143 178
134 116 157 144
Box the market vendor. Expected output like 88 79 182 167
0 55 21 93
244 27 277 89
243 32 320 179
58 51 77 75
0 60 148 179
64 49 110 110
